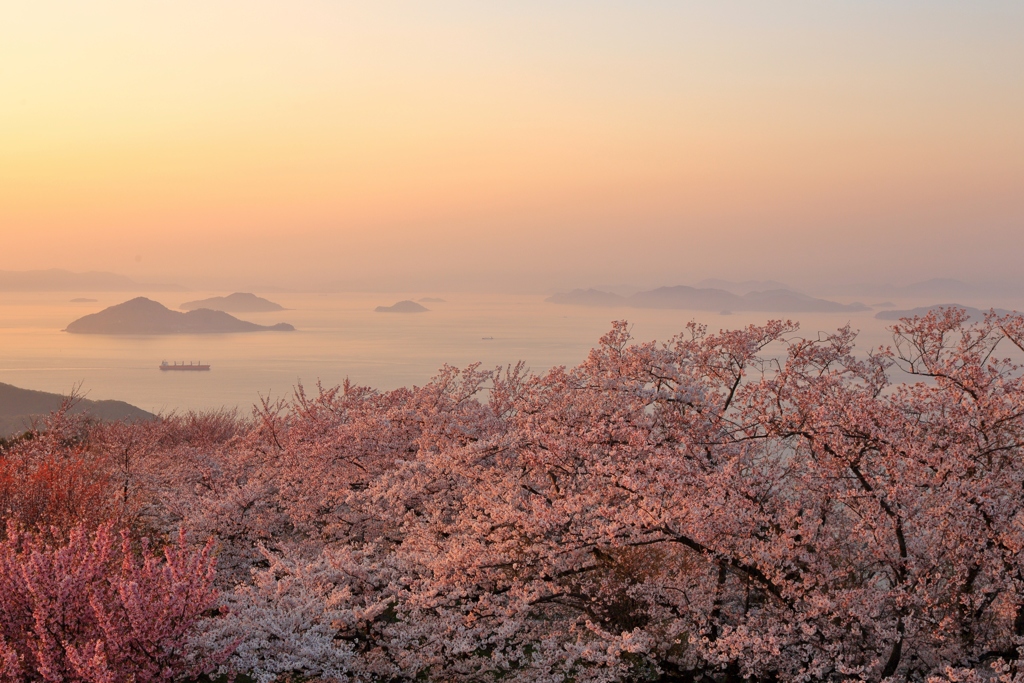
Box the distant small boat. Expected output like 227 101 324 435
481 336 494 340
160 361 210 371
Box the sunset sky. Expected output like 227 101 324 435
2 1 1023 291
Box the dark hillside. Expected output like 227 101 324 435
0 382 154 437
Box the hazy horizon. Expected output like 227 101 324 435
8 268 1024 304
3 2 1023 294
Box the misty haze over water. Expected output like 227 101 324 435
1 287 1021 415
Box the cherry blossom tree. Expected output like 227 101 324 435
9 308 1024 682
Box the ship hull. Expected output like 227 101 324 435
160 365 210 371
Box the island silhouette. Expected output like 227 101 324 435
65 297 295 334
547 286 868 313
179 292 286 313
375 300 429 313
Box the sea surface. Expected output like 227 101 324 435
0 291 1019 415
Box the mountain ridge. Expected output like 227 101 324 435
0 382 154 438
0 269 184 292
547 286 868 313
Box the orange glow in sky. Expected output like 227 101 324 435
2 2 1023 290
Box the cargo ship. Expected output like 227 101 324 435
160 361 210 371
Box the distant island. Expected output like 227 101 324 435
0 269 183 292
375 300 429 313
0 382 153 438
833 278 1024 300
547 286 868 313
695 278 791 294
875 304 1015 321
65 297 295 334
180 292 286 313
549 289 625 307
70 297 98 303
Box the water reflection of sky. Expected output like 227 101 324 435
0 291 1021 415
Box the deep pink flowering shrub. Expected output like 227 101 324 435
0 523 228 682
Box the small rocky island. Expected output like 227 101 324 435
65 297 295 334
375 300 429 313
179 292 286 312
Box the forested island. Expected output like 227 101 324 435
65 297 295 334
179 292 286 312
375 300 429 313
4 308 1024 682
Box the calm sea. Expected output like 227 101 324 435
0 291 1006 415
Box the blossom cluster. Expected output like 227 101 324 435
5 308 1024 682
